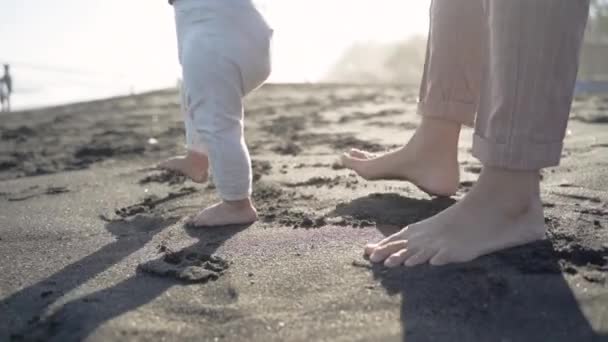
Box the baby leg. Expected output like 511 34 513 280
182 48 257 227
159 83 209 183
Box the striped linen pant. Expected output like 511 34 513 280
418 0 590 170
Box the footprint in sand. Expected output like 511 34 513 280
138 248 229 284
113 187 198 218
5 185 70 202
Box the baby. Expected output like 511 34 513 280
162 0 272 227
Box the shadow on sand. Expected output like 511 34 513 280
338 193 605 341
3 215 248 342
330 192 455 227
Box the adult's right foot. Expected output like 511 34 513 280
364 167 546 267
158 150 209 183
340 117 461 196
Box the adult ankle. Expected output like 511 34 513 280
408 117 461 157
418 117 462 140
470 166 542 213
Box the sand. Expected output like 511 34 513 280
0 84 607 341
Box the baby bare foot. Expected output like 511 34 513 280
159 150 209 183
364 167 546 267
340 117 461 196
189 198 258 227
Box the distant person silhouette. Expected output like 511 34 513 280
0 64 12 112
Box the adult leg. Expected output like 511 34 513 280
366 0 590 267
341 0 484 196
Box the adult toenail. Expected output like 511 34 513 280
370 253 384 262
385 257 399 267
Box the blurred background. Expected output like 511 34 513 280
0 0 607 110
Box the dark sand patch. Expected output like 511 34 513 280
282 175 358 189
252 182 325 228
591 143 608 148
0 126 149 180
554 192 602 204
104 214 180 238
273 132 388 153
2 185 70 202
272 142 302 156
273 209 327 229
572 114 608 124
576 207 608 217
0 98 185 181
293 162 332 169
329 135 387 153
1 126 36 142
251 159 272 182
114 187 198 219
368 121 418 130
261 115 306 136
73 134 146 162
331 160 345 170
337 108 403 124
139 170 187 186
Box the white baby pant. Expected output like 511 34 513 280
174 0 272 200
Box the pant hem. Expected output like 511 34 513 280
219 191 252 202
417 100 476 127
472 134 563 170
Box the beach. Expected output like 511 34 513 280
1 84 607 341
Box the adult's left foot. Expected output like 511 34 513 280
364 167 546 267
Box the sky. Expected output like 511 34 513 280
0 0 430 109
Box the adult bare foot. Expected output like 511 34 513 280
158 150 209 183
189 198 258 227
364 167 546 267
340 117 461 196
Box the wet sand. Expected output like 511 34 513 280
0 84 607 341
